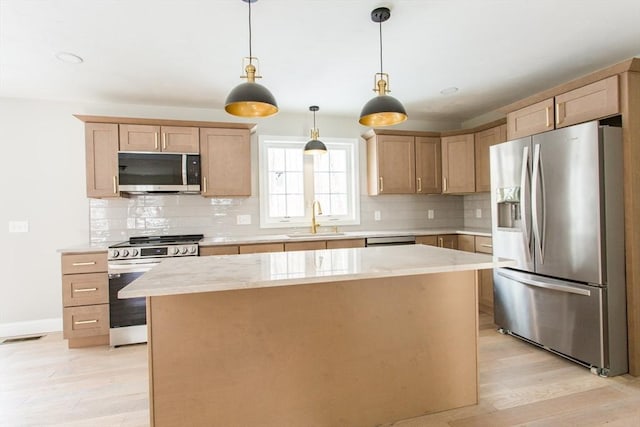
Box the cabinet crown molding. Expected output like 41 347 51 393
74 115 256 132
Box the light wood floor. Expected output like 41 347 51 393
1 313 639 426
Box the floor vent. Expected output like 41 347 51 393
1 335 45 344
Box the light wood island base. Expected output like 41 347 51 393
146 271 478 427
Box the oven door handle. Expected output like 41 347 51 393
108 262 160 275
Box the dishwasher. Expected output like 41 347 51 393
365 236 416 247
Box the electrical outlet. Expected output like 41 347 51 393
236 214 251 225
374 210 381 221
475 209 482 219
9 220 29 233
427 210 434 220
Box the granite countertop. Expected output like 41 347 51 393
58 228 492 253
119 244 514 299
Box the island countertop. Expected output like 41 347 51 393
119 244 514 299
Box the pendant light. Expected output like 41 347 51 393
359 7 407 127
304 106 327 155
225 0 278 118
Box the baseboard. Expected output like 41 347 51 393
0 318 62 338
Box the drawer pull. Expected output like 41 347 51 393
481 244 493 248
74 319 98 325
112 176 118 194
379 177 384 192
73 287 98 293
72 261 96 266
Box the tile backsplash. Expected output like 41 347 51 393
463 193 492 229
89 194 469 243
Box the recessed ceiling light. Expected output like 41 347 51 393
440 86 459 95
55 52 83 64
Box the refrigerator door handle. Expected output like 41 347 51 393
532 144 545 263
520 146 531 258
497 270 591 296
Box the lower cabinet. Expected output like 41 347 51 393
61 252 110 348
475 236 494 312
416 234 458 249
284 241 327 252
326 239 365 249
199 245 240 256
239 243 284 254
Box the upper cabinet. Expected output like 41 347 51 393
507 75 620 139
415 137 442 194
441 133 475 194
474 124 507 192
365 131 441 195
200 128 251 197
119 124 199 153
85 123 120 198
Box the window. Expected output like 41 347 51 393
259 135 360 228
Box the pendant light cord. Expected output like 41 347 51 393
248 0 253 63
313 110 317 130
379 20 383 75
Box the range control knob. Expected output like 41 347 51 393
111 249 120 258
181 247 188 254
122 249 129 257
131 249 139 257
171 247 180 255
189 246 197 254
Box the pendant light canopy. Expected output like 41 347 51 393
359 7 407 127
304 106 327 155
225 0 278 118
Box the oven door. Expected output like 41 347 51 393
108 260 159 345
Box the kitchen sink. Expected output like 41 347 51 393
286 232 345 238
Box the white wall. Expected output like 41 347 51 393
0 96 464 336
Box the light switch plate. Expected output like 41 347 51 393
427 210 434 219
9 220 29 233
236 214 251 225
374 211 381 221
475 209 482 219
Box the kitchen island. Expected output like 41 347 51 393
120 244 513 427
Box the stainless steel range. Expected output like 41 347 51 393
108 234 203 346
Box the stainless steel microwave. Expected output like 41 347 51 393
118 152 201 193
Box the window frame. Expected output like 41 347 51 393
258 135 360 229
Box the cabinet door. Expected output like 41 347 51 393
161 126 199 153
375 135 416 194
416 235 437 246
507 98 554 140
437 234 458 249
474 125 506 192
458 235 475 253
555 75 619 128
441 134 475 194
478 269 494 310
200 128 251 196
119 124 161 152
415 137 442 194
85 123 120 198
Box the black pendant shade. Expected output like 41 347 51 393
225 81 278 117
359 94 408 127
304 106 327 155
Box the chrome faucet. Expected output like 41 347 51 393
311 200 323 234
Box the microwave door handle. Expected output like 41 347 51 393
182 154 188 186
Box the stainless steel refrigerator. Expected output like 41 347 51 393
490 120 628 376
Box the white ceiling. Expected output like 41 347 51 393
1 0 640 123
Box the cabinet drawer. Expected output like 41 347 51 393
475 236 493 254
61 252 107 274
200 245 240 256
284 241 327 252
63 304 109 339
239 243 284 254
326 239 366 249
62 272 109 307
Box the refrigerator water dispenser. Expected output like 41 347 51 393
496 187 521 228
